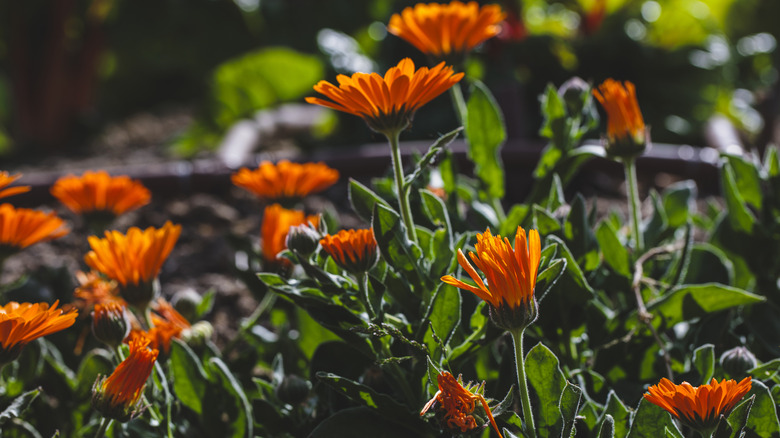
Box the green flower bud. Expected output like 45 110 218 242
720 346 757 378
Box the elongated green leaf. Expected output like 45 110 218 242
662 180 697 228
420 188 452 240
349 179 391 223
425 284 461 351
721 163 756 233
372 203 431 295
724 154 763 209
692 344 715 383
75 349 114 398
745 380 780 437
170 339 209 415
0 388 40 426
465 80 506 199
525 343 567 437
560 383 582 438
207 358 253 438
714 395 754 438
596 220 631 277
601 391 631 438
644 283 765 327
536 258 566 302
405 127 463 187
627 398 682 438
599 415 615 438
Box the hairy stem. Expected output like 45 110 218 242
624 158 644 254
387 129 417 243
511 328 537 438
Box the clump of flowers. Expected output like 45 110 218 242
0 301 78 366
231 160 339 205
421 371 503 438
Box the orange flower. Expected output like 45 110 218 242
388 1 506 60
306 58 464 135
593 79 647 159
0 301 78 365
50 170 151 217
231 160 339 203
442 227 541 330
0 172 30 200
320 229 378 274
421 371 503 438
73 270 122 313
261 204 319 266
644 377 752 433
92 336 158 422
0 204 69 253
146 298 191 354
84 222 181 308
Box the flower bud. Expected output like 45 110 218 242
720 346 757 378
559 77 590 116
275 375 312 405
182 321 214 348
119 278 159 311
171 288 202 322
285 224 321 258
92 302 131 349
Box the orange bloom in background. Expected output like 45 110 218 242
73 270 122 313
306 58 464 135
0 172 30 200
320 229 379 274
644 377 752 433
92 336 158 422
261 204 319 266
0 301 78 365
50 170 151 217
147 298 191 354
388 1 506 59
593 79 647 159
442 227 541 331
421 371 503 438
0 204 69 253
231 160 339 203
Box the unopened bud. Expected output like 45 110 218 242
92 302 131 349
720 346 757 378
286 224 320 258
559 76 590 116
275 375 312 405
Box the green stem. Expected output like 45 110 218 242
624 158 644 254
154 361 174 438
449 82 468 125
358 272 376 320
387 129 417 243
511 328 537 438
94 417 112 438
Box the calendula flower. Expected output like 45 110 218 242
73 270 122 313
261 204 319 267
593 79 647 159
92 336 159 422
0 204 69 257
442 227 541 331
320 229 379 274
306 58 463 135
50 170 151 218
147 298 191 354
388 1 506 62
644 377 752 434
231 160 339 204
421 371 503 438
0 172 30 200
92 302 131 349
0 301 78 366
84 222 181 309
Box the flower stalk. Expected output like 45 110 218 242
511 328 536 438
625 157 643 254
388 129 417 243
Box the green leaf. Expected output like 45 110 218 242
601 391 631 438
206 358 253 438
169 339 209 415
644 283 765 327
465 79 506 199
0 388 40 426
525 343 567 437
546 235 595 294
598 415 615 438
662 180 697 228
721 162 756 233
75 349 114 398
372 203 431 295
425 284 462 350
723 154 763 210
692 344 715 383
714 395 754 438
745 380 780 437
349 179 391 223
309 407 428 438
627 398 682 438
535 258 566 302
405 127 463 187
196 289 217 319
420 188 452 239
560 383 582 438
533 205 563 236
596 220 631 277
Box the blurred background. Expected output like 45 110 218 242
0 0 777 162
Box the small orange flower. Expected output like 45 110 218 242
0 204 69 253
421 371 503 438
593 79 647 159
73 270 122 313
231 160 339 203
147 298 191 354
50 170 151 217
306 58 464 135
0 301 78 365
84 222 181 308
0 172 30 200
319 229 378 274
261 204 319 266
92 336 158 422
388 1 506 60
644 377 752 433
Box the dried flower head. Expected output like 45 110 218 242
319 229 379 274
442 227 541 331
0 172 30 200
261 204 319 267
306 58 463 135
0 301 78 366
644 377 752 433
421 371 503 438
388 1 506 61
232 160 339 204
50 170 151 217
92 336 158 422
73 270 122 314
0 204 69 256
593 79 647 159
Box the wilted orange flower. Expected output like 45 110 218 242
50 170 151 217
644 377 752 432
0 172 30 200
0 204 69 253
320 229 378 274
421 371 503 438
231 160 339 203
261 204 319 266
593 79 647 158
306 58 463 135
73 270 122 313
388 1 506 59
442 227 541 330
0 301 78 365
92 336 158 422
